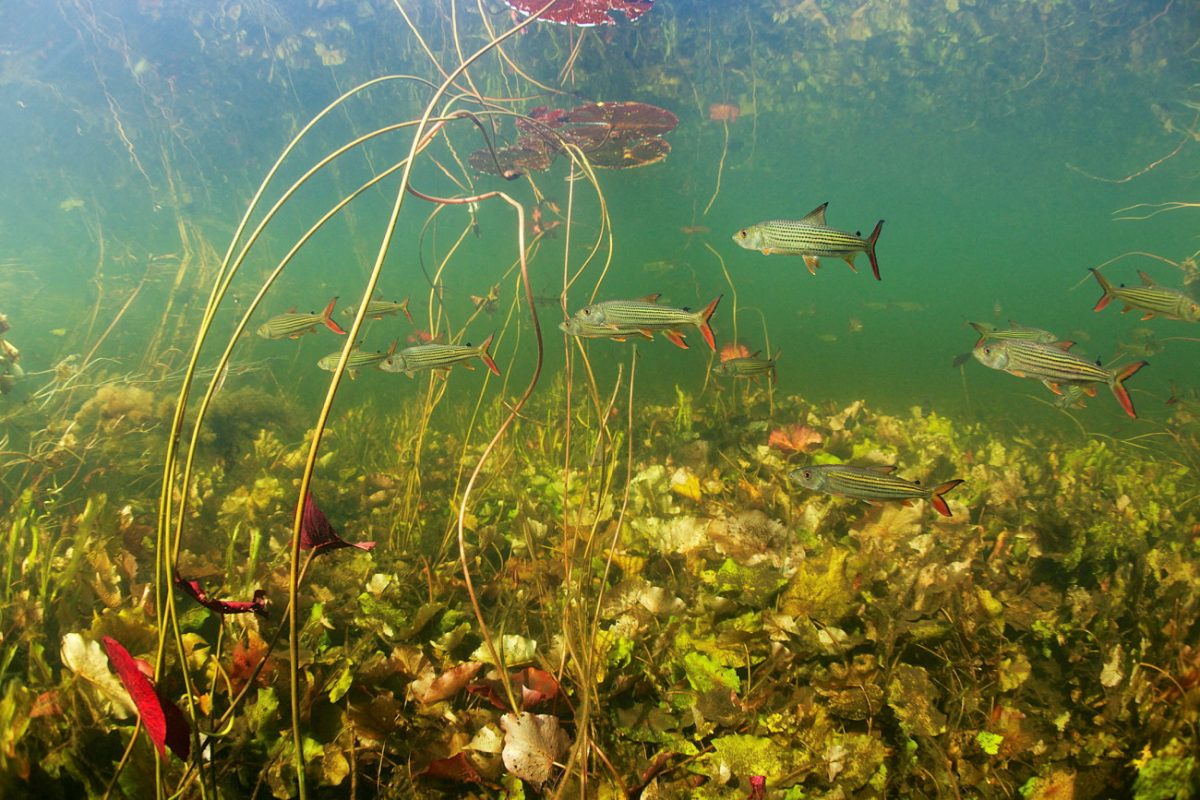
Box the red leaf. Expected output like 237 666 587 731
418 752 484 784
101 637 190 761
504 0 654 26
468 667 562 711
175 572 268 617
301 493 375 553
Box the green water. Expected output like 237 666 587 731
1 1 1199 797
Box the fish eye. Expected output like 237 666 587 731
802 470 812 479
738 230 747 238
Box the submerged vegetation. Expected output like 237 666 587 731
0 0 1198 798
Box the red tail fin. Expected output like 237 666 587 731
696 295 722 352
865 220 884 281
1110 360 1147 418
1090 269 1113 312
477 333 500 377
398 297 413 323
929 479 964 517
323 297 347 335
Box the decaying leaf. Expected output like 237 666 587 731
416 661 483 704
500 712 570 788
61 633 135 719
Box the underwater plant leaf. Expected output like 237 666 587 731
768 424 823 454
563 101 677 135
472 634 538 666
60 633 135 719
500 712 570 789
468 142 556 176
578 136 671 169
708 734 795 784
468 667 560 711
174 571 267 617
417 661 483 705
101 636 190 761
886 664 946 740
504 0 655 26
300 493 375 553
418 751 485 784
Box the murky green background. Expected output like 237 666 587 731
1 0 1197 433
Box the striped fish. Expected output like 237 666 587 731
790 464 964 517
968 320 1059 346
378 334 499 377
256 297 347 340
343 297 413 323
712 349 781 383
733 202 884 280
558 317 652 342
317 341 396 378
1091 269 1200 322
972 338 1147 418
571 294 722 351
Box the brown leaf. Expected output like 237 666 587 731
500 712 570 788
418 661 483 705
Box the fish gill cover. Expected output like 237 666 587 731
0 0 1198 798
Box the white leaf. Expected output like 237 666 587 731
60 632 135 718
500 712 570 788
472 634 537 666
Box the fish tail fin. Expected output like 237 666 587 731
696 294 722 352
930 479 964 517
400 297 413 323
866 220 884 281
770 349 781 384
1090 268 1114 312
323 297 347 335
1110 360 1147 418
477 333 501 377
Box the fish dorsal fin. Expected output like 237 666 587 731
640 293 661 303
969 321 990 335
751 350 762 358
1053 340 1075 351
287 306 297 314
866 465 897 474
385 339 397 356
1008 319 1024 328
1138 270 1156 286
800 202 829 226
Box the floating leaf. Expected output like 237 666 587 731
500 712 570 788
503 0 655 27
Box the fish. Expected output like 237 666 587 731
971 338 1148 418
712 349 781 383
570 294 722 352
471 284 501 315
558 317 652 342
1091 269 1200 322
732 202 884 280
968 320 1059 346
953 320 1061 367
790 464 964 517
256 297 347 340
680 225 710 235
342 297 414 323
379 334 500 377
317 341 397 378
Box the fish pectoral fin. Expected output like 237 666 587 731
461 362 475 371
1010 370 1027 378
637 329 654 341
1140 312 1156 321
1043 381 1063 395
900 500 913 507
803 255 820 275
1084 385 1098 396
